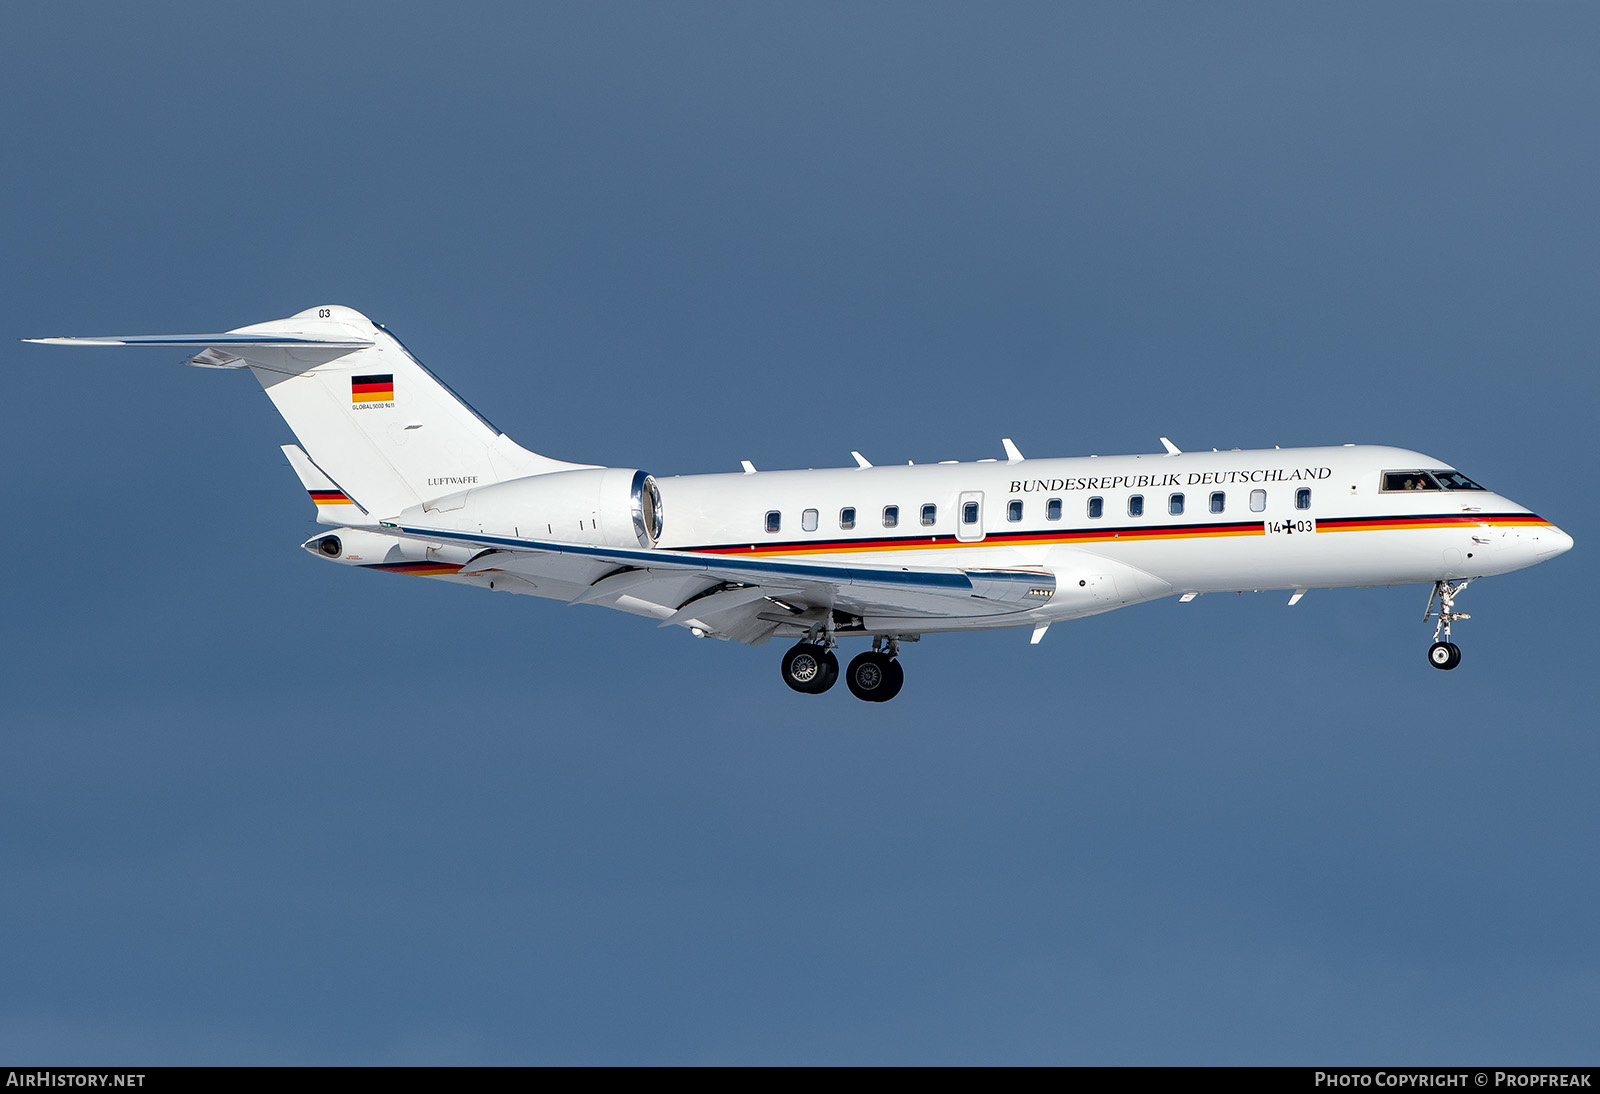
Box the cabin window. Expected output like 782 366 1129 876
765 510 781 533
1128 494 1145 517
1007 500 1023 522
962 501 980 524
1382 471 1443 492
1250 489 1267 512
1209 491 1225 514
840 507 856 530
1088 496 1104 519
1047 497 1062 521
1433 471 1486 491
1169 493 1185 516
882 505 899 529
1295 488 1311 510
921 503 937 526
802 508 819 532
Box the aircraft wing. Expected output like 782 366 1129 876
383 521 1056 645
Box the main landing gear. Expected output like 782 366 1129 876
1424 579 1472 671
780 643 838 694
780 634 906 702
845 649 903 703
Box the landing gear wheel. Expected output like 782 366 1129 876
1427 641 1462 670
781 643 839 694
878 659 903 702
846 651 903 702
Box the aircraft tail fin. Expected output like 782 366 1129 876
28 305 594 517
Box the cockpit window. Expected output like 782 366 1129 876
1433 470 1486 491
1382 471 1442 492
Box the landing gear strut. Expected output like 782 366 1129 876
781 615 841 694
1424 579 1471 671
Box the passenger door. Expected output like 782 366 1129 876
957 490 986 542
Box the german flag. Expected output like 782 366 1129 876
308 489 355 507
351 374 394 404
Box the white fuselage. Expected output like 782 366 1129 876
646 444 1569 631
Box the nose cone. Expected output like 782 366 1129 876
1535 523 1574 561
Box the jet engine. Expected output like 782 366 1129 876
300 526 478 566
389 467 664 548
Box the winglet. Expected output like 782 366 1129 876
1002 438 1024 463
1160 437 1182 455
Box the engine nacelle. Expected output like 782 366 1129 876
301 526 480 567
300 524 483 569
389 467 664 547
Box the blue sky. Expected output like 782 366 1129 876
2 1 1596 1064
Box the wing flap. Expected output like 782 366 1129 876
658 584 773 629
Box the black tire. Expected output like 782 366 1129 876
781 643 838 694
817 649 839 692
1428 641 1462 670
875 658 904 702
846 652 904 702
846 652 892 702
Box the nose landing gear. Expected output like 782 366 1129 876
1424 579 1472 671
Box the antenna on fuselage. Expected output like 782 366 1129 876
1002 438 1024 463
1160 437 1182 455
851 451 872 469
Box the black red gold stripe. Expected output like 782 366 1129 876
678 513 1549 559
686 520 1265 557
1318 513 1550 534
364 561 464 576
308 489 354 506
362 513 1551 573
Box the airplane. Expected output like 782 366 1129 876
28 304 1574 701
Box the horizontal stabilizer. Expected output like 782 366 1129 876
24 334 374 348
